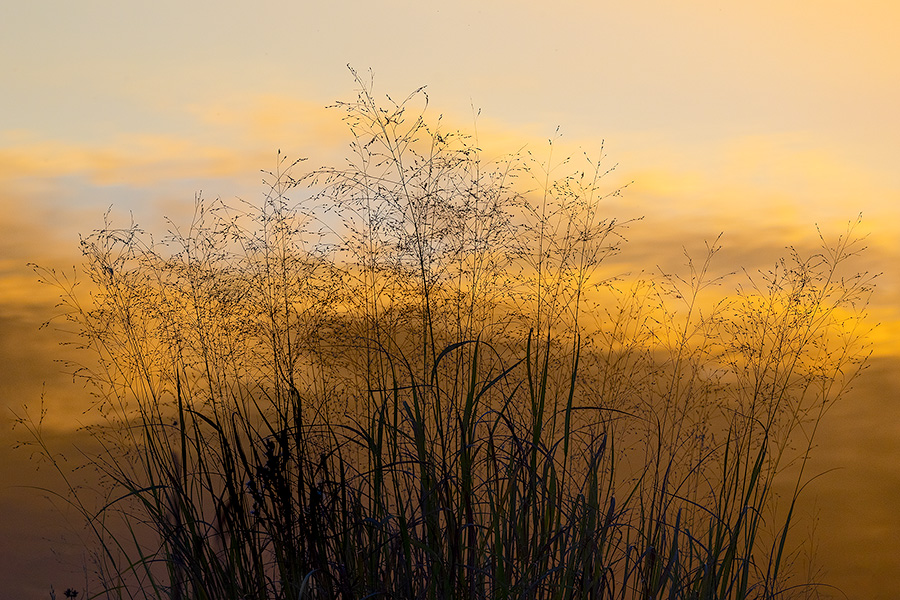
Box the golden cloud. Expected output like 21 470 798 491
0 136 271 187
1 93 897 359
186 94 350 158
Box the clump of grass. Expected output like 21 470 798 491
21 70 875 600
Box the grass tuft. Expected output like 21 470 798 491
18 72 875 600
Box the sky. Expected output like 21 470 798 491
2 1 899 598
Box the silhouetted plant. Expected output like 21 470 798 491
20 70 875 600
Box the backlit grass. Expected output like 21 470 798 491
19 72 875 600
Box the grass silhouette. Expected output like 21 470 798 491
19 71 875 599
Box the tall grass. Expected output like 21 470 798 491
21 72 875 600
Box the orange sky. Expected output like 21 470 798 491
2 1 899 598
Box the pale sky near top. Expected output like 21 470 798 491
3 1 899 144
2 1 897 156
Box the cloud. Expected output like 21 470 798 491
0 135 269 187
186 94 348 154
1 92 897 359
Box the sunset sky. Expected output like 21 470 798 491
2 1 899 598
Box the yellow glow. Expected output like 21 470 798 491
188 95 347 150
0 136 268 186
